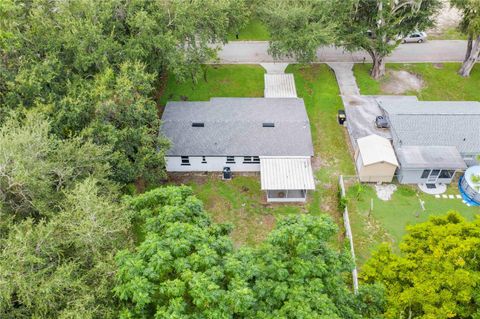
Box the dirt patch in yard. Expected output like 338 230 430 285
381 70 424 94
427 0 462 37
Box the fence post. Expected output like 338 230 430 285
339 175 359 294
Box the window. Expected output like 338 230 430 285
421 170 430 179
262 123 275 128
244 156 260 164
226 156 235 164
201 156 207 164
181 156 190 166
431 170 441 177
192 122 204 127
439 170 455 179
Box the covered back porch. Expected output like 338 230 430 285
260 157 316 203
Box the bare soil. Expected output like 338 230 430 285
381 70 424 94
427 1 462 37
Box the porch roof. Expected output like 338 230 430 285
260 157 316 191
396 146 467 170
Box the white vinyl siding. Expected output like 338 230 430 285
166 156 260 172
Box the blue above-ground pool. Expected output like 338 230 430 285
459 166 480 206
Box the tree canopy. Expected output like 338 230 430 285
0 178 132 318
361 212 480 319
0 113 131 318
114 186 385 318
450 0 480 76
261 0 441 78
0 0 249 186
0 112 111 222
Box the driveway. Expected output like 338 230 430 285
217 40 468 64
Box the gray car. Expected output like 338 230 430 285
403 32 427 43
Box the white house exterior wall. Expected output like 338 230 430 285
166 156 260 172
397 168 457 184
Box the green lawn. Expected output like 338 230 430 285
287 64 355 222
354 63 480 101
159 65 265 105
228 18 270 41
347 183 480 264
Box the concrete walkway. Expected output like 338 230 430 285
260 63 297 98
218 40 468 64
260 63 289 74
327 63 360 96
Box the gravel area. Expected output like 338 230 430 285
375 184 397 201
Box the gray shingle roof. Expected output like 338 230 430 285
161 98 314 156
378 100 480 154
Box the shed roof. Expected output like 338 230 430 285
357 134 399 167
396 146 467 170
161 98 314 156
378 100 480 154
260 157 316 190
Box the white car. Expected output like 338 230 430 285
403 32 427 43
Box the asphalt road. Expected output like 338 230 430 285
217 40 468 63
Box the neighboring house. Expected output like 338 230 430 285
377 99 480 184
395 146 467 184
160 97 315 202
355 134 399 183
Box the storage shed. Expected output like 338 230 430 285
355 134 399 183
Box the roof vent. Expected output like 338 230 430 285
192 122 204 127
262 123 275 128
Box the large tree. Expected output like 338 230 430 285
451 0 480 77
114 186 385 318
0 0 248 186
0 112 111 222
361 212 480 319
261 0 338 62
341 0 441 79
261 0 441 79
0 179 132 318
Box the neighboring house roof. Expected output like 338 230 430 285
357 134 399 167
161 98 314 156
264 74 297 98
396 146 467 170
378 100 480 154
260 157 316 190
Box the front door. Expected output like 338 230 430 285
427 169 441 183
